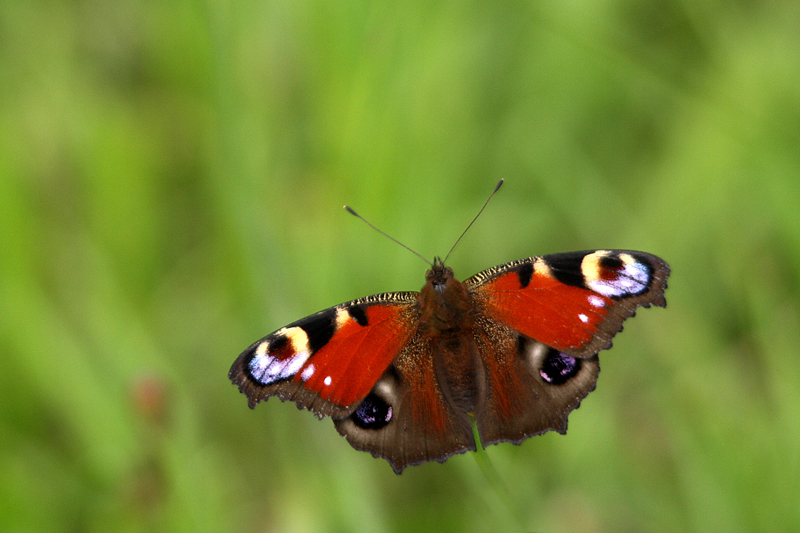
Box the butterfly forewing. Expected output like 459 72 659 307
466 250 670 356
229 292 420 418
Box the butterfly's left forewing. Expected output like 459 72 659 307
466 249 669 445
467 250 670 356
229 292 420 418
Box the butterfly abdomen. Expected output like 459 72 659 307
415 265 484 413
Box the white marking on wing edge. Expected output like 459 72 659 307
585 253 649 297
578 313 589 323
301 364 315 381
249 348 311 385
248 327 312 385
324 376 332 387
533 257 554 278
588 295 606 308
334 307 351 329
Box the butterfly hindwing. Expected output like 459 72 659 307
229 291 419 418
333 332 477 474
470 316 601 446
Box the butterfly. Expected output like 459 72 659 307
229 187 670 474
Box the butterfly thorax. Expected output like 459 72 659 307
420 261 476 336
419 260 482 412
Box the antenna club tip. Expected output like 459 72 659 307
494 179 504 192
344 205 357 215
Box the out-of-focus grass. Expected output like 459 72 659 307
2 1 799 532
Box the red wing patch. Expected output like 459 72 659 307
467 251 668 355
472 266 613 351
234 292 420 415
295 303 416 407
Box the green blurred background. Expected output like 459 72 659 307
2 1 798 532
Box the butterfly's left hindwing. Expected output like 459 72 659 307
228 292 419 418
333 332 478 474
470 319 600 446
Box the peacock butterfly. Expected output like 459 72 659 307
229 181 670 473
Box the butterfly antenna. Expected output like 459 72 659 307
344 205 433 267
442 179 504 264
